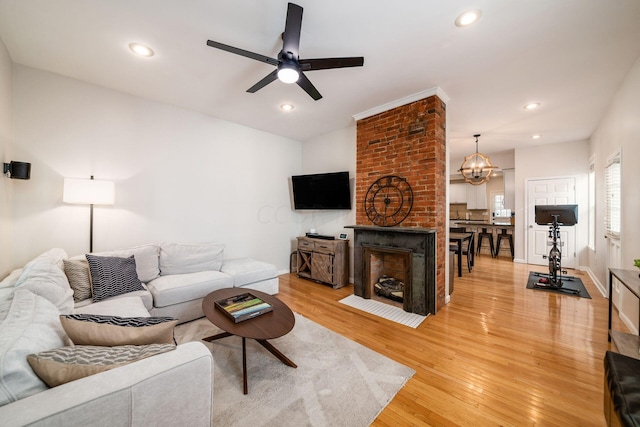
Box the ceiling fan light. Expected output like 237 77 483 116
277 67 299 84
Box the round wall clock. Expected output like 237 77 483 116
364 175 413 227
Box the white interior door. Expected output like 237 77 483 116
526 177 577 268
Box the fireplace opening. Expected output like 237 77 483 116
364 247 412 310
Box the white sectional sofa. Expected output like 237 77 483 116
0 243 280 426
71 242 279 324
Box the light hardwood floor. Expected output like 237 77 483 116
276 255 624 426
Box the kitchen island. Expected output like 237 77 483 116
452 221 514 258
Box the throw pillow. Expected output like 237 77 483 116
85 244 160 283
60 314 177 346
86 255 145 302
27 343 176 387
159 242 225 275
63 259 92 302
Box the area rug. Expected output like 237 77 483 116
526 271 591 298
175 313 414 426
338 294 427 328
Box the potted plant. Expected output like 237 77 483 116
635 259 640 277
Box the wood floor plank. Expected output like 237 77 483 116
277 255 624 426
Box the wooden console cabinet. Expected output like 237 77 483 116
296 236 349 289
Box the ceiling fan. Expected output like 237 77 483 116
206 2 364 101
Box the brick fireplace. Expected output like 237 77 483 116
353 93 447 310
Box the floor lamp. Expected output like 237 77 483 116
63 176 115 253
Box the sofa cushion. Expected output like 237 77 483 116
15 259 74 314
73 244 160 283
220 258 278 287
86 255 145 303
63 259 92 302
75 288 153 312
60 314 177 346
74 295 151 317
23 248 68 271
159 242 224 275
0 290 70 406
147 271 233 308
0 268 23 289
27 343 176 388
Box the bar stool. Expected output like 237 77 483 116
476 227 495 257
496 228 514 260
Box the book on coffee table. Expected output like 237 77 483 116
214 292 273 323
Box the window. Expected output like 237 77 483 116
492 193 510 217
588 159 595 250
605 151 621 237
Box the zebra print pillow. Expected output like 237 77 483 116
27 343 175 387
60 314 177 346
86 254 145 302
63 259 92 302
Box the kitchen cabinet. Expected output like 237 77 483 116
466 183 487 209
450 183 467 203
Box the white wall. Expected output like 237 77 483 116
298 125 356 237
588 56 640 330
11 65 302 271
0 38 13 276
514 139 590 263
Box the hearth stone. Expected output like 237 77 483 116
346 225 437 316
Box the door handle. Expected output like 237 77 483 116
529 225 533 228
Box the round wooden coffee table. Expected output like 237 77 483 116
202 288 296 394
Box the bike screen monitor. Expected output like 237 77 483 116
534 204 578 226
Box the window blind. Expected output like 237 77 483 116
605 155 621 237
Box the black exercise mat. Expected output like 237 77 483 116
526 271 591 298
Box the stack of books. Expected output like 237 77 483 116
215 293 273 323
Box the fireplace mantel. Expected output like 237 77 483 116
346 225 436 235
346 225 437 316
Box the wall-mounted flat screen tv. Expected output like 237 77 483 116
292 171 351 210
534 204 578 226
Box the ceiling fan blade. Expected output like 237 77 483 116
247 70 279 93
296 72 322 100
299 57 364 71
207 40 279 66
282 3 303 57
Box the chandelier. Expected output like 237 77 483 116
459 134 497 185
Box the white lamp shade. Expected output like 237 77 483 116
63 178 115 205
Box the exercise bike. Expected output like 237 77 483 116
532 205 579 295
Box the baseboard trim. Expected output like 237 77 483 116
578 266 607 298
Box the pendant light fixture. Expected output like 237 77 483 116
459 134 497 185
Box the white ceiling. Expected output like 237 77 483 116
1 0 639 163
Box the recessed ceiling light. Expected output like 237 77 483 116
129 43 154 57
280 103 295 112
455 10 482 27
523 102 541 110
532 134 542 140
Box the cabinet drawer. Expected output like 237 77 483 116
298 239 315 250
314 242 335 254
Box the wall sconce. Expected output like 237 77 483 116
63 176 115 253
3 161 31 179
